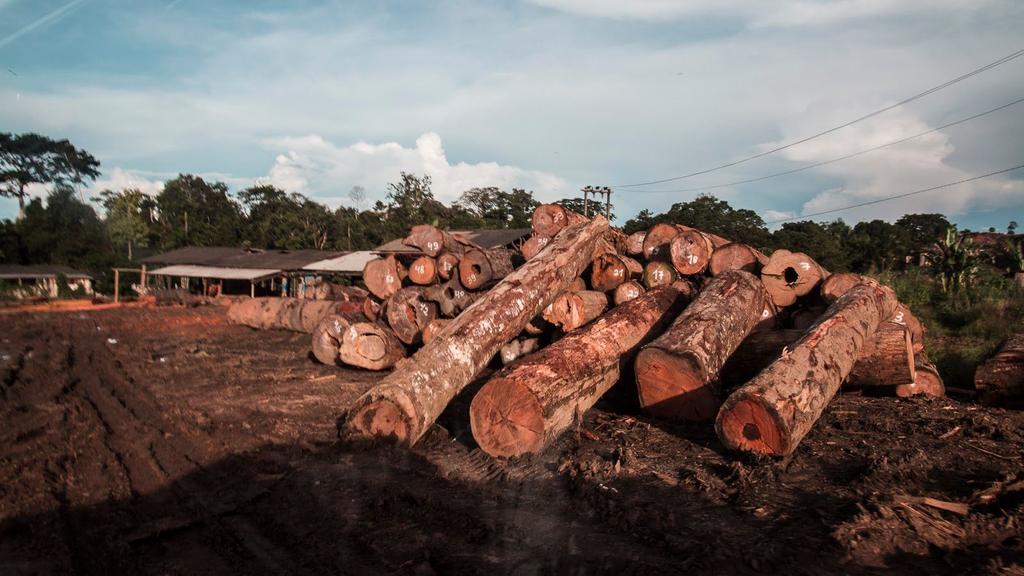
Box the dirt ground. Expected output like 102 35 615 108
0 305 1021 575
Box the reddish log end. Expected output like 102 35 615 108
521 235 551 260
625 231 647 256
642 223 682 261
408 256 438 286
614 280 645 306
709 243 768 276
669 229 715 276
363 255 406 300
437 253 460 281
760 250 825 308
642 261 678 289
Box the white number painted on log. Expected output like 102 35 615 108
799 262 811 271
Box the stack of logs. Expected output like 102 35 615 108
338 203 947 459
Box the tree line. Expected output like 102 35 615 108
2 131 1019 287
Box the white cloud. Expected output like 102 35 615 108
763 209 796 223
87 167 166 198
263 132 568 206
525 0 1000 27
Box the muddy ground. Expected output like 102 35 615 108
0 305 1021 575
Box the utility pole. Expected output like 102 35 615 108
581 185 611 219
581 185 592 217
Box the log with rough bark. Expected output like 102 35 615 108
635 271 768 421
642 261 678 289
227 297 361 333
845 322 916 387
408 256 438 285
757 299 779 330
613 280 645 306
403 224 476 258
363 255 406 300
543 290 609 332
625 231 647 256
421 319 452 344
311 313 364 365
789 304 827 330
344 216 610 446
715 282 897 455
760 250 826 308
897 353 945 398
531 204 588 239
459 248 519 290
499 337 541 365
709 243 768 276
339 322 407 370
385 287 437 345
670 229 727 276
422 275 480 317
521 235 551 260
590 253 642 292
820 272 868 304
437 253 460 281
470 285 692 457
975 333 1024 407
568 277 587 292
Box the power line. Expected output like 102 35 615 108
632 95 1024 194
766 163 1024 224
614 47 1024 188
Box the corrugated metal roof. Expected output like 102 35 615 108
0 264 93 280
141 246 345 270
374 228 530 253
147 265 281 281
303 251 377 274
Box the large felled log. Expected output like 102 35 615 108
543 290 609 331
897 353 945 398
403 224 476 258
311 281 369 302
722 324 915 389
437 253 460 281
670 229 726 276
312 313 364 365
339 322 407 370
408 256 438 285
363 255 406 300
590 253 642 292
521 235 551 260
625 231 647 256
385 287 437 345
642 261 678 289
531 204 588 239
344 216 610 446
459 248 518 290
470 285 692 457
422 275 479 317
499 337 541 365
642 223 684 261
892 304 925 353
760 250 826 308
975 333 1024 407
635 271 767 421
421 319 452 344
716 282 897 455
845 322 916 387
227 298 360 333
709 243 768 276
820 272 867 304
614 281 645 306
362 298 382 323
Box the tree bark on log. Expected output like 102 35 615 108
614 281 645 306
897 353 945 398
845 322 916 387
642 261 678 289
403 224 476 257
408 256 438 285
344 216 611 446
975 333 1024 407
363 255 406 300
635 271 767 421
590 253 642 292
709 243 768 276
385 287 437 345
543 290 609 332
470 285 692 457
715 282 897 455
459 248 519 290
421 319 452 344
339 322 407 370
531 204 587 239
760 250 827 308
670 229 726 276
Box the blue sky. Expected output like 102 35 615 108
1 0 1022 230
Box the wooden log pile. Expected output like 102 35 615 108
327 204 945 458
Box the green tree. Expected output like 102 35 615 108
845 219 910 273
16 185 111 268
895 213 951 258
662 195 771 248
239 184 336 249
622 209 657 234
99 188 151 260
154 175 242 248
1009 221 1018 235
457 187 539 228
556 197 615 221
928 227 978 293
0 133 100 217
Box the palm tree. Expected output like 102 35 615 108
928 227 978 293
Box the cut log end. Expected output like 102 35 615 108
347 400 412 443
761 250 824 307
716 397 786 455
408 256 438 285
669 230 713 276
613 281 645 306
437 253 459 281
709 243 767 276
470 379 545 458
635 348 720 421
